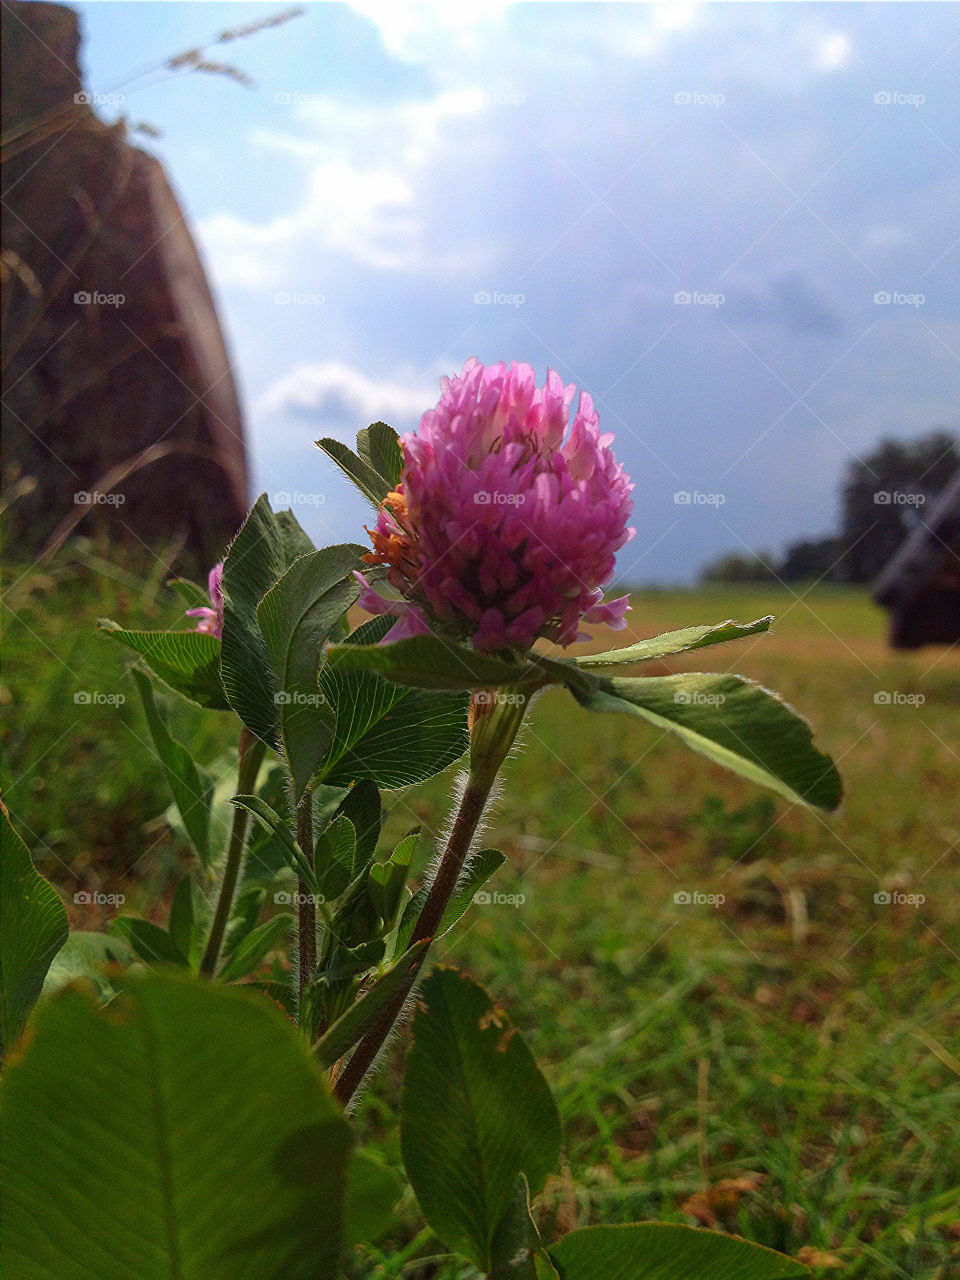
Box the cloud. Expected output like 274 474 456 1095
726 272 845 337
255 360 438 435
197 89 488 285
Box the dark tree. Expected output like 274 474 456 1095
778 536 842 583
839 431 959 583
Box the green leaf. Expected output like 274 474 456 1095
356 421 404 489
97 621 229 710
400 967 562 1272
337 780 383 876
219 913 292 982
41 931 137 1002
317 435 394 506
489 1175 551 1280
257 544 366 799
548 1223 809 1279
316 618 469 790
315 814 356 902
0 810 69 1057
110 917 189 968
368 832 416 928
575 673 842 811
130 668 214 869
0 973 354 1280
327 633 538 691
230 795 317 892
574 616 773 670
167 576 211 611
395 848 505 954
314 938 429 1068
343 1149 405 1251
219 494 314 746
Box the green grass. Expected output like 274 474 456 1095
3 556 959 1277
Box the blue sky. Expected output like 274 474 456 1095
73 1 960 582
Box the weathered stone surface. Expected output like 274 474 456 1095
2 1 249 567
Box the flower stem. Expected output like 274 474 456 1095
199 727 266 977
333 689 528 1107
296 792 316 1014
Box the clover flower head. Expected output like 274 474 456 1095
186 562 225 638
357 359 635 651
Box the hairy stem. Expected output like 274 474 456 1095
199 728 266 977
296 791 316 1014
333 769 496 1107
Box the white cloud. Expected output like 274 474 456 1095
197 90 488 285
256 360 440 434
343 0 511 61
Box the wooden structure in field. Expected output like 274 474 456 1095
872 468 960 648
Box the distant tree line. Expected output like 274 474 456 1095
700 430 959 585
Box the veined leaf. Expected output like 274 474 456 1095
575 673 842 811
548 1223 809 1278
316 435 394 506
0 810 68 1057
356 422 404 490
313 938 429 1068
97 621 229 710
574 616 773 670
0 974 354 1280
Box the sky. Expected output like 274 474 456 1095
71 0 960 583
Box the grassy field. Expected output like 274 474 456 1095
3 553 959 1277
